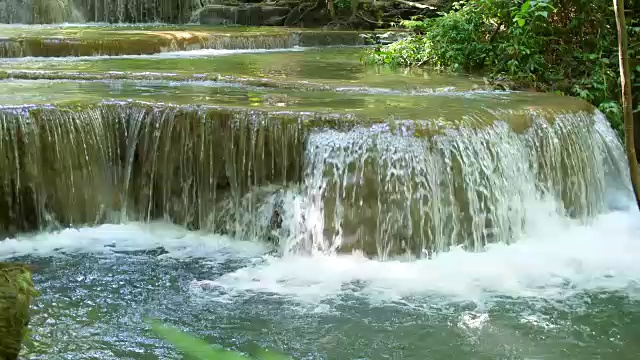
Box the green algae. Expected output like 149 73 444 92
0 47 489 92
0 263 36 360
0 24 397 38
0 24 294 38
0 79 595 129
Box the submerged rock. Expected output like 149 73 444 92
360 31 410 45
0 263 36 360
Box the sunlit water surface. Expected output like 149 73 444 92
1 205 640 359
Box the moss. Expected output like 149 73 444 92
0 78 596 130
0 263 36 360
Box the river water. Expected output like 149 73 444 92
1 207 640 359
0 24 639 359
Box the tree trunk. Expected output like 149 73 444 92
614 0 640 209
327 0 336 18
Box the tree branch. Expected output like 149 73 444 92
394 0 435 9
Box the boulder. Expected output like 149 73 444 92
197 4 291 26
283 4 331 28
0 263 36 360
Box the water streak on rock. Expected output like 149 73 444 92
0 102 306 236
295 111 631 258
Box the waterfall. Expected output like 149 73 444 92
0 31 363 58
0 101 632 257
297 111 631 259
0 0 202 23
0 102 306 235
0 0 84 24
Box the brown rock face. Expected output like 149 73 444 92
198 4 291 26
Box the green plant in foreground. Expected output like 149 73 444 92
148 320 291 360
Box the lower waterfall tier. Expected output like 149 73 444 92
0 93 631 258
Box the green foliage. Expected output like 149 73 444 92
333 0 352 9
365 0 640 135
148 320 291 360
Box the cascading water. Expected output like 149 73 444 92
0 0 200 23
0 102 305 236
10 99 623 258
292 110 632 259
0 0 85 24
0 28 364 58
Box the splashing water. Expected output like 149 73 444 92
242 110 633 259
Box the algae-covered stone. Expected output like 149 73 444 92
0 263 36 360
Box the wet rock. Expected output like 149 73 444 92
283 4 332 28
0 263 36 360
360 31 410 45
197 4 291 26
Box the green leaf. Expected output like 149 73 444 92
255 349 292 360
517 18 526 27
535 11 548 18
148 320 249 360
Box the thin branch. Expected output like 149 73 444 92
394 0 436 10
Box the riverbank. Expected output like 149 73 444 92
363 0 639 139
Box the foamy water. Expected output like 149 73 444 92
0 23 170 28
0 47 309 63
0 221 269 260
204 209 640 304
2 204 639 308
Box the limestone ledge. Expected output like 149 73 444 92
0 26 372 57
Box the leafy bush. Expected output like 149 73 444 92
365 0 640 135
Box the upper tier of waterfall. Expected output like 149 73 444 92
0 24 375 57
1 0 205 24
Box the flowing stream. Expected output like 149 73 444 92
0 23 639 359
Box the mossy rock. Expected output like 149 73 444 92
0 263 36 360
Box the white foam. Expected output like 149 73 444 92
2 205 639 308
0 23 169 29
0 221 270 260
202 206 640 305
0 47 308 63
